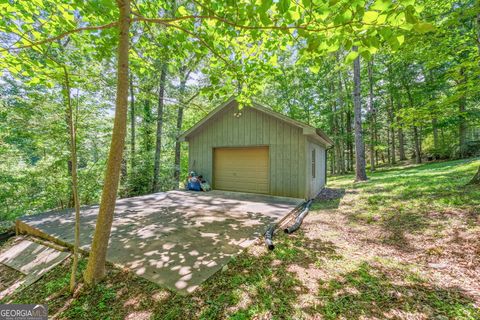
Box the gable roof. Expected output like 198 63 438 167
179 97 333 147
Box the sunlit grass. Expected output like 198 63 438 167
3 158 480 319
328 158 480 226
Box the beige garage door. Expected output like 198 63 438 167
213 147 269 194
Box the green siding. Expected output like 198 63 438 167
187 101 307 199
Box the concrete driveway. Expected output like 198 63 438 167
17 190 302 293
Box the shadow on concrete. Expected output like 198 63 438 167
17 190 302 293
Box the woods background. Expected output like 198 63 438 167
0 0 479 224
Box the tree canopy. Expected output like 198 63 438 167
0 0 479 284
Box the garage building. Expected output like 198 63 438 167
179 97 333 199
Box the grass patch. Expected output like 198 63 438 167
3 158 479 319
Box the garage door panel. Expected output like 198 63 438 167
213 147 269 194
214 172 269 179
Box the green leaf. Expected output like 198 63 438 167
363 11 379 24
291 10 300 20
345 51 359 63
413 22 435 33
269 55 278 66
397 35 405 45
309 65 320 73
260 0 273 12
371 0 390 11
30 77 41 84
177 5 188 16
302 0 311 7
277 0 290 13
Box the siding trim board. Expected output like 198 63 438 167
183 98 332 199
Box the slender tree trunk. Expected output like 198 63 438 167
84 0 130 285
152 63 167 193
413 126 422 164
387 128 391 164
63 68 80 293
367 60 375 172
432 118 439 156
352 47 368 181
173 71 188 189
337 70 346 174
141 98 154 153
388 95 396 164
330 82 342 175
426 70 439 157
404 81 421 163
339 110 345 174
398 126 406 160
469 7 480 183
458 67 467 158
130 74 135 170
346 109 354 171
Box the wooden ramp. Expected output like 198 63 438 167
0 237 70 299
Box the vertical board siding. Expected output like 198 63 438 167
187 102 308 198
306 139 327 198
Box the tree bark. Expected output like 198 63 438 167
152 63 167 193
63 67 80 294
346 108 354 171
352 47 368 181
337 69 346 174
404 80 421 163
458 67 467 158
367 60 375 172
173 70 188 189
432 118 439 155
130 74 135 170
388 94 396 164
84 0 130 285
469 7 480 182
398 126 406 160
413 126 422 164
141 99 154 152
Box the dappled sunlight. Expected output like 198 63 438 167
0 238 70 299
312 262 478 319
17 190 302 294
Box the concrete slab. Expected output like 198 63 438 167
17 190 302 293
0 239 70 299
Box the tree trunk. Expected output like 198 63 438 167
458 67 467 158
388 95 396 164
387 127 391 164
330 82 342 175
398 126 406 160
130 74 135 170
367 60 375 172
152 63 167 193
352 47 368 181
432 118 439 156
84 0 130 285
339 110 345 174
413 126 422 164
63 67 81 294
337 70 346 174
469 8 480 182
404 80 421 162
346 109 354 171
173 71 188 189
141 99 154 153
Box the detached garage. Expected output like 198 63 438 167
179 98 333 199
